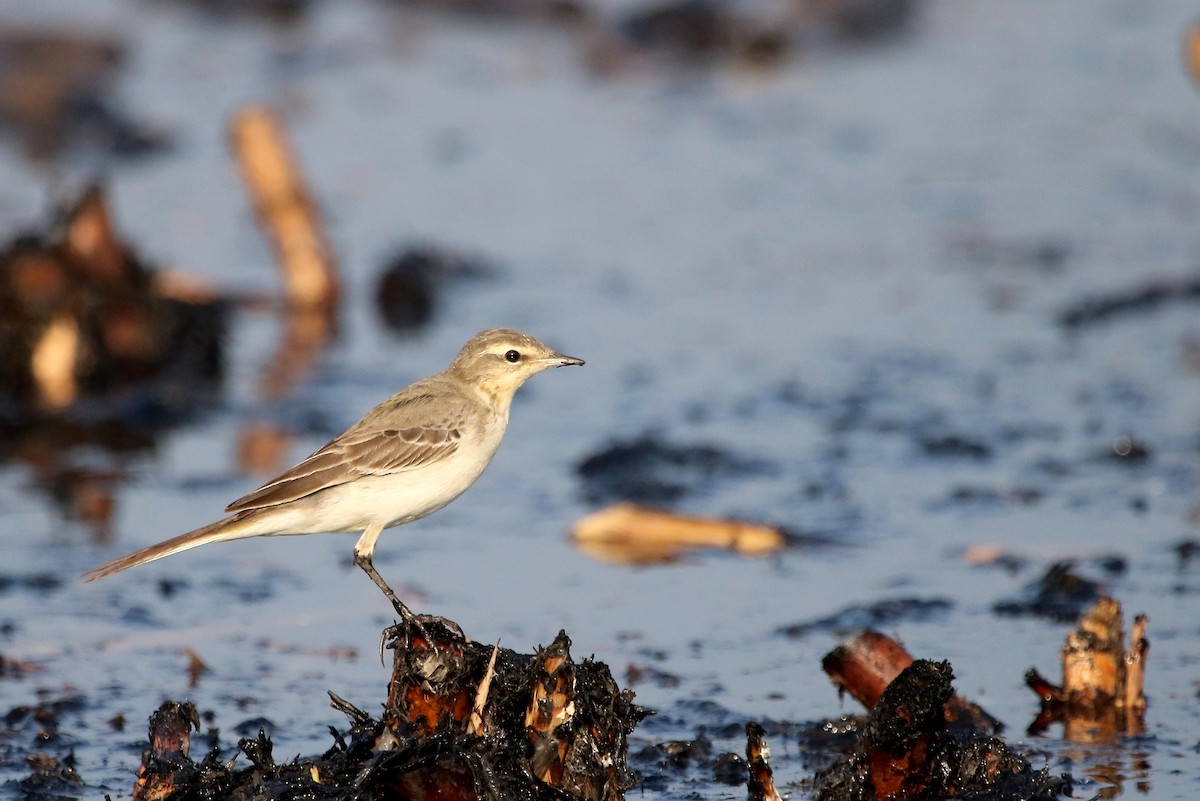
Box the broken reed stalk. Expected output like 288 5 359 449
1124 614 1148 722
228 105 340 312
467 642 500 737
745 723 783 801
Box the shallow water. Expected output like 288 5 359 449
2 0 1200 798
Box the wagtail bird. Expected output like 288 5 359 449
82 328 584 618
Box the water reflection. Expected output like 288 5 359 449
0 417 147 545
236 306 330 481
1073 747 1153 800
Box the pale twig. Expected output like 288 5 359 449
468 641 501 737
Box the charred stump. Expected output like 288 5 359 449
129 617 645 801
813 660 1069 801
821 630 1000 733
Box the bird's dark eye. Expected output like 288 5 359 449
504 349 521 363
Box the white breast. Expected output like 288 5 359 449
300 408 509 533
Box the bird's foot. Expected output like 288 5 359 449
354 552 432 647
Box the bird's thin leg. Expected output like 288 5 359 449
353 523 418 622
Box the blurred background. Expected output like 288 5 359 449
1 0 1199 798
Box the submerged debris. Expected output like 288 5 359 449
938 484 1043 510
1025 596 1148 740
2 689 89 796
576 433 772 506
808 0 917 40
589 0 916 73
1057 273 1200 330
780 597 953 639
916 432 991 460
610 0 788 65
375 245 493 335
384 0 586 23
156 0 312 22
993 561 1105 622
20 752 85 796
813 660 1070 801
129 618 646 800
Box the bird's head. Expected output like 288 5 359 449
449 328 584 408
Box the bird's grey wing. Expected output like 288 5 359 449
225 392 467 513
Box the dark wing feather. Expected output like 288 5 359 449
225 391 466 513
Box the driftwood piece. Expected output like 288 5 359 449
813 660 1069 801
821 630 1001 733
572 503 786 564
1025 596 1148 740
229 104 340 312
127 617 645 800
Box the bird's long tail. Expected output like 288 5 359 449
81 513 259 583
